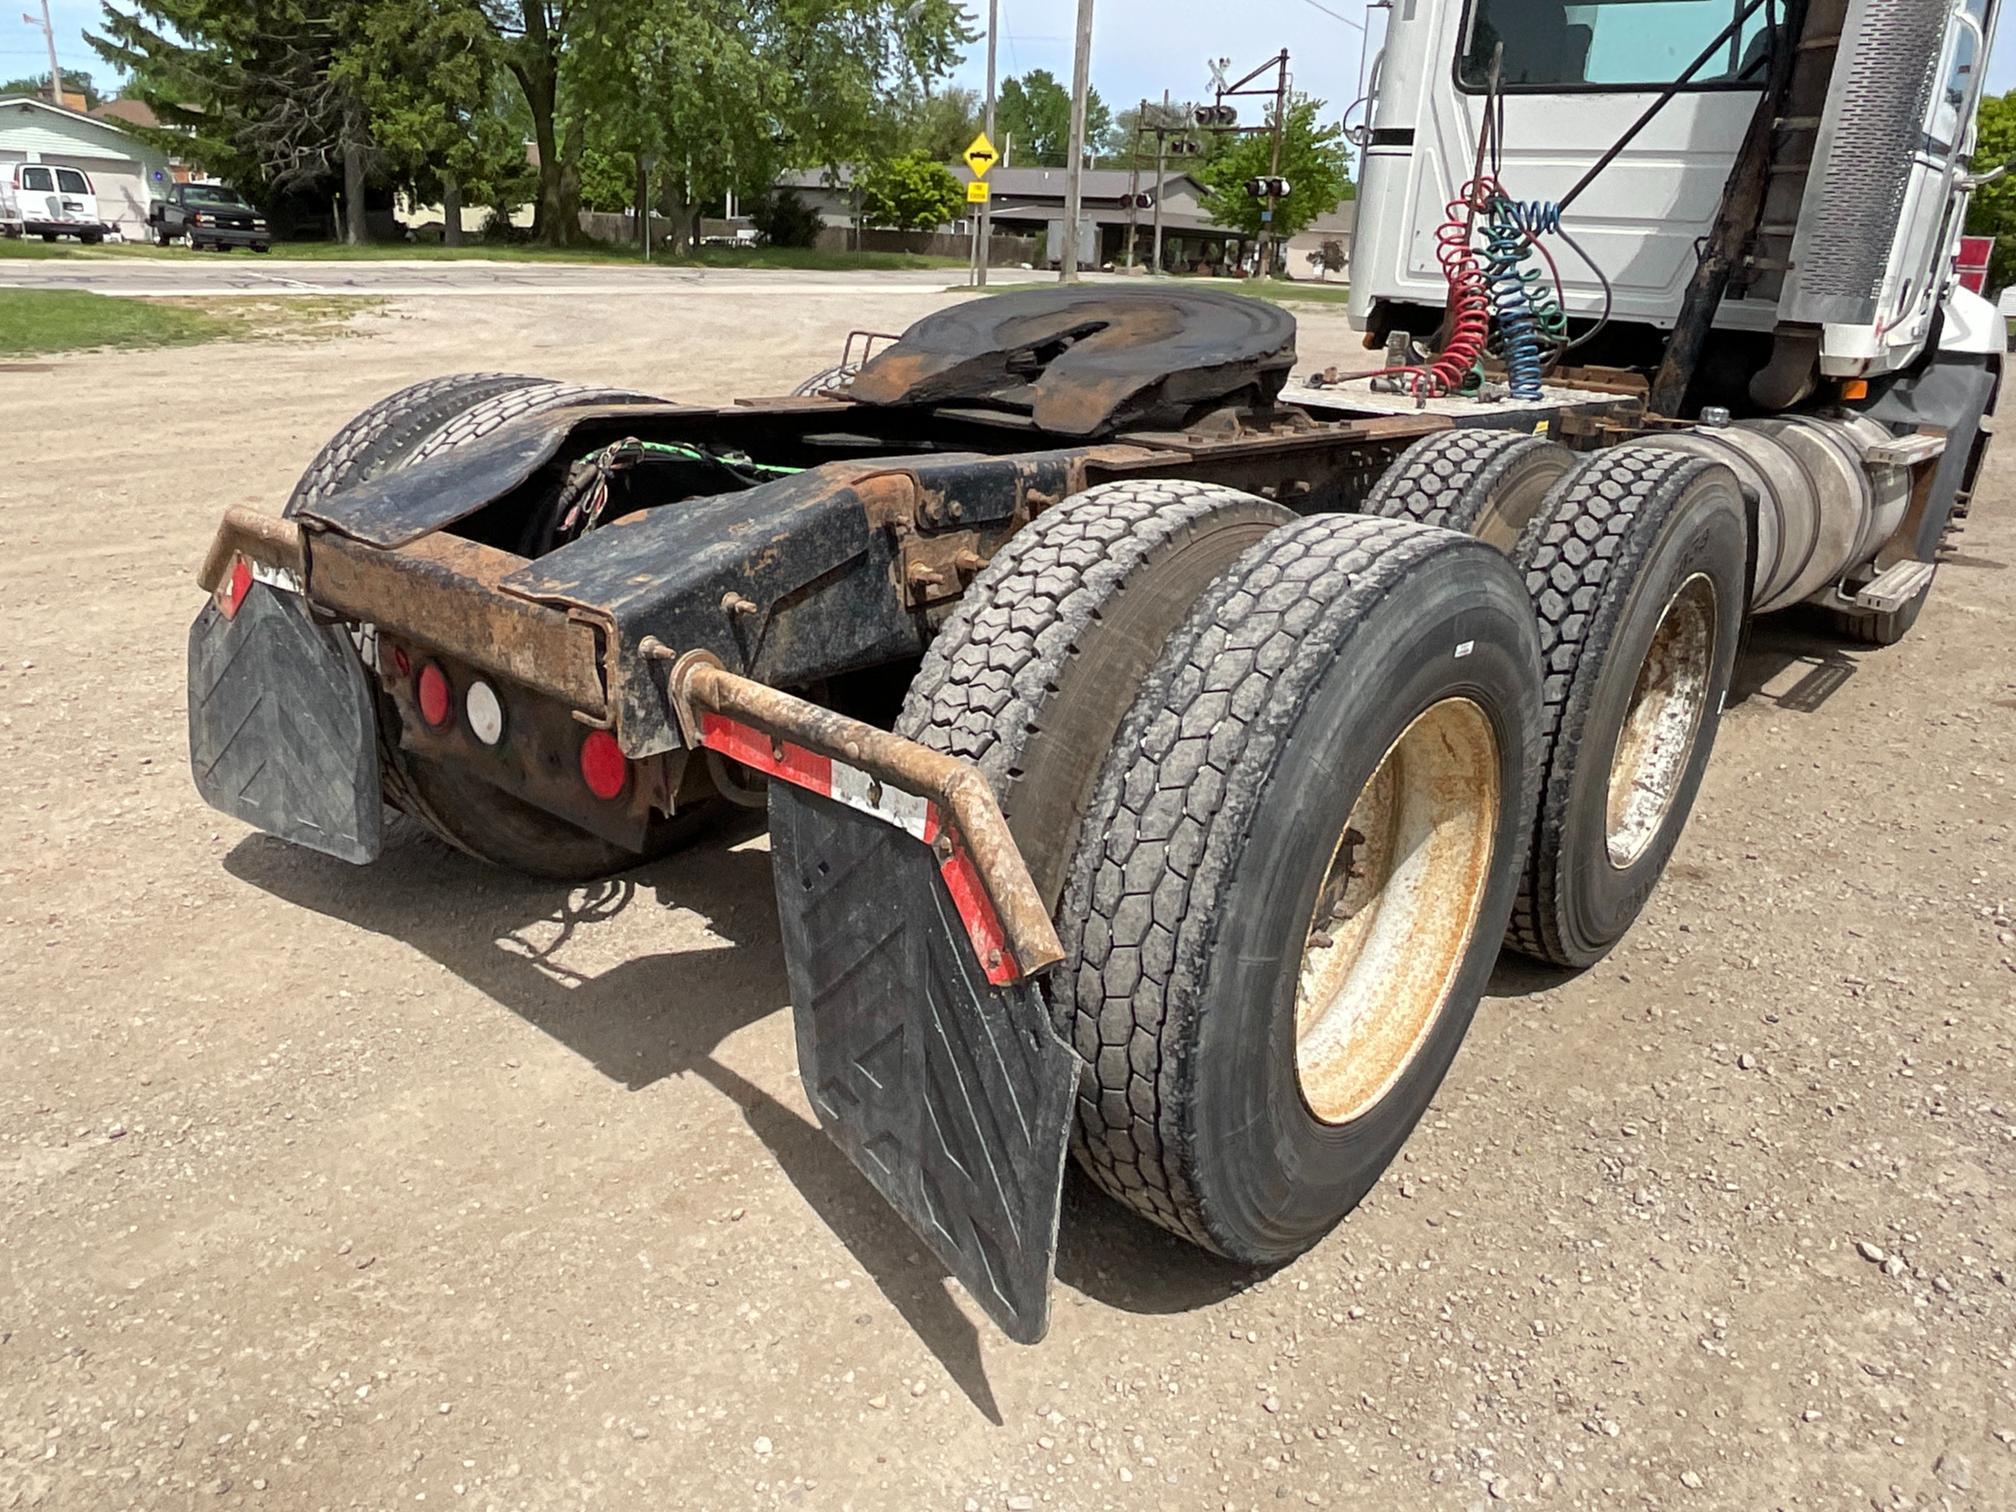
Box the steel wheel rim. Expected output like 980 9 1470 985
1605 572 1716 869
1294 697 1500 1126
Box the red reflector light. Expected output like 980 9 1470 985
391 645 411 678
579 729 629 800
415 662 453 729
217 555 253 619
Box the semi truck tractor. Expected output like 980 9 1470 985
187 0 2000 1342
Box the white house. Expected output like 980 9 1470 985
0 96 177 239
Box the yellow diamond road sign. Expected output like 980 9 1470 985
966 178 992 204
963 132 999 177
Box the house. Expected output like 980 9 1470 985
774 164 1255 271
0 96 176 238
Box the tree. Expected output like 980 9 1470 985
333 0 522 244
562 0 970 253
858 151 961 229
1107 100 1211 170
899 84 981 163
996 68 1110 166
1197 94 1353 243
749 187 822 246
2 68 102 108
1305 238 1348 281
1967 89 2016 291
91 1 377 242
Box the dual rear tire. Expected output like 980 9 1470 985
916 436 1749 1261
904 484 1544 1262
1367 429 1750 969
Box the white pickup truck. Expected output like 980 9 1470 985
0 162 108 243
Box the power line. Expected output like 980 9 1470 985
1293 0 1366 32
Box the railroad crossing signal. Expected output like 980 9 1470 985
966 178 992 204
963 132 999 178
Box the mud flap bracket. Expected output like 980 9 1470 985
667 656 1077 1343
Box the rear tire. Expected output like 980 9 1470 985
1058 516 1542 1260
286 374 700 879
1362 427 1575 553
1506 447 1748 967
899 479 1292 907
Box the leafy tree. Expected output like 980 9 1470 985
1107 100 1211 170
898 84 981 163
1966 89 2016 291
563 0 969 253
996 68 1110 166
1305 238 1348 280
2 68 102 108
332 0 521 243
858 151 961 229
1197 94 1353 243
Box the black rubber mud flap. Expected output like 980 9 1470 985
769 784 1078 1344
187 582 382 865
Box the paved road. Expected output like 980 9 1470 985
0 256 980 298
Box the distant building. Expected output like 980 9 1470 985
0 96 177 238
774 164 1267 272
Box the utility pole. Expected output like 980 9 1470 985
1124 109 1143 269
1151 90 1170 276
1060 0 1095 281
976 0 999 288
1258 50 1289 278
1207 50 1292 277
26 0 60 105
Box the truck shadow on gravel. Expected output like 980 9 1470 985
224 817 1255 1419
1726 616 1867 713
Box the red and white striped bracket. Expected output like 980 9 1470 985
699 712 1021 985
214 552 305 620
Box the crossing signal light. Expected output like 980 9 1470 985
1245 175 1291 199
1194 103 1237 127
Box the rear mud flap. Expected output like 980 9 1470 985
770 784 1078 1344
187 581 383 865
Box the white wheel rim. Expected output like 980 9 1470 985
1605 573 1716 869
1294 698 1501 1126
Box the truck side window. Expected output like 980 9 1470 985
20 165 53 192
1459 0 1770 90
54 168 88 194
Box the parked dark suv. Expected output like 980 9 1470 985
149 183 270 252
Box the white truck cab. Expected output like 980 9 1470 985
1351 0 2002 390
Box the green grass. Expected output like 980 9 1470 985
0 235 964 270
0 289 378 355
953 274 1353 307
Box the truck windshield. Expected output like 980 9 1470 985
185 186 252 208
1458 0 1772 90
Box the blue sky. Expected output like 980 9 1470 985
13 0 2016 123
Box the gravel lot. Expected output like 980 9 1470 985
1 284 2012 1511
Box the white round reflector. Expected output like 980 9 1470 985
465 680 505 746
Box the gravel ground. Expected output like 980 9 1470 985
1 286 2012 1512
